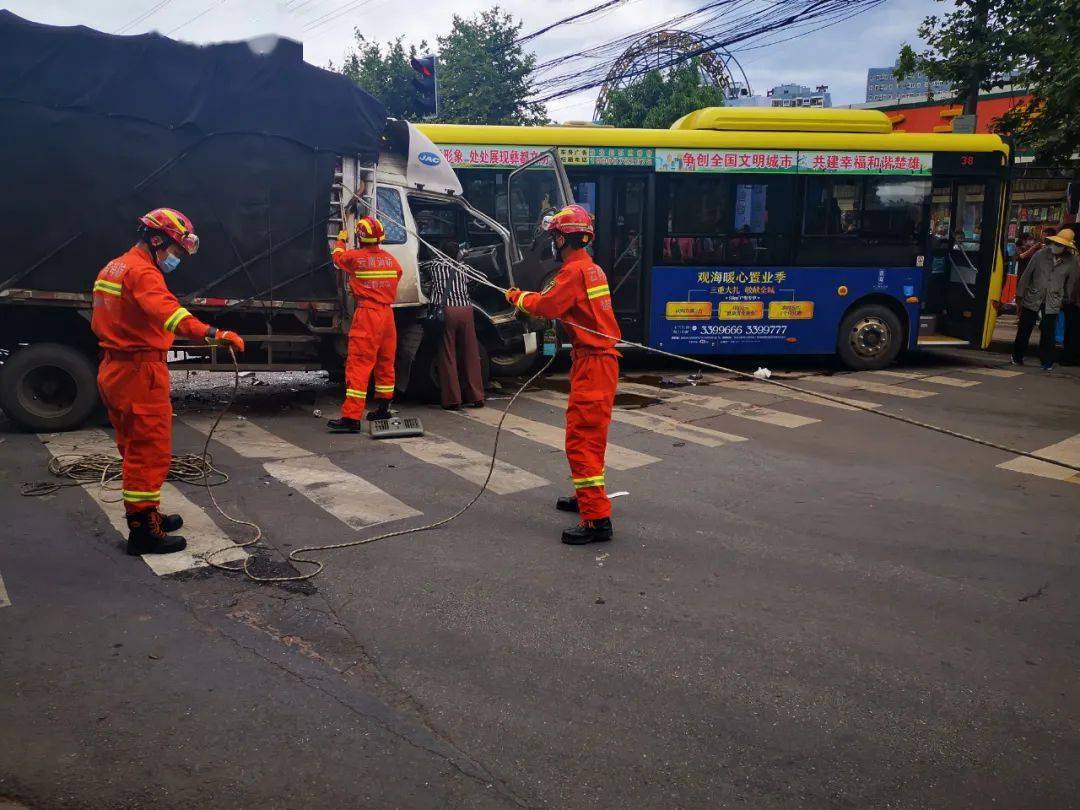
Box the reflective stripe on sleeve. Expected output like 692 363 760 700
164 307 192 333
122 489 161 503
586 284 610 300
515 292 533 314
572 473 606 490
93 279 122 297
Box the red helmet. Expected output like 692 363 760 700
356 216 386 244
544 204 594 238
139 208 200 255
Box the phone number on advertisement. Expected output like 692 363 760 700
698 325 788 336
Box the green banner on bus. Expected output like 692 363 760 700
438 144 655 169
655 148 933 175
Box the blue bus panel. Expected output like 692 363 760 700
648 266 921 355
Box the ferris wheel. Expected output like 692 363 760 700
592 30 752 122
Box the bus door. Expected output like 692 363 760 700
925 172 1000 345
565 172 649 342
506 150 573 293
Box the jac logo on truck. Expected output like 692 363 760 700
418 151 442 167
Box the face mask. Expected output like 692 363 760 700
1050 244 1065 256
159 253 182 274
550 235 562 261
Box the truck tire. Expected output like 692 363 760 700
489 331 543 377
836 304 903 371
0 343 100 432
411 338 490 404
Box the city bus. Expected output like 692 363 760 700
418 107 1010 370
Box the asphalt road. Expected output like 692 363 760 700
1 349 1078 808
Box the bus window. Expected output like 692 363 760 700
803 177 860 236
655 174 792 266
800 176 930 267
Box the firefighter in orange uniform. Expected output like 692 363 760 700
91 208 245 556
506 204 621 544
327 216 403 432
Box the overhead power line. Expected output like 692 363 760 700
516 0 628 45
114 0 175 34
528 0 885 104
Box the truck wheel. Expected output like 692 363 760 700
837 304 903 371
0 343 100 432
489 332 542 377
412 338 490 404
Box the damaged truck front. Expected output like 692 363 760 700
0 12 552 432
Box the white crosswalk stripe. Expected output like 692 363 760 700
711 380 882 411
997 433 1080 485
386 433 549 495
963 367 1023 379
0 568 10 608
181 416 420 530
37 429 247 576
524 390 748 447
871 370 980 388
458 404 660 469
617 382 819 428
802 374 937 399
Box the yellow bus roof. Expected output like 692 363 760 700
670 106 894 134
418 110 1009 156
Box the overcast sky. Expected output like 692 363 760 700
10 0 940 120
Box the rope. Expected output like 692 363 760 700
365 204 1080 477
202 349 558 583
21 452 227 497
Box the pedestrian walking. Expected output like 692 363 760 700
327 216 402 432
506 204 621 545
91 208 245 556
430 241 484 410
1012 228 1077 370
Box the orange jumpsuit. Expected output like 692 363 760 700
510 248 621 520
91 246 213 514
332 238 403 420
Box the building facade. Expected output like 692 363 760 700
865 60 951 102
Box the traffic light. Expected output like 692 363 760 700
410 54 437 117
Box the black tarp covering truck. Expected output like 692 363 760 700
0 12 564 432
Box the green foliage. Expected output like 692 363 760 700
336 6 545 125
338 35 430 121
436 7 547 125
598 61 728 129
896 0 1078 167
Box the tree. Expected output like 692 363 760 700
598 61 728 129
337 35 431 121
896 0 1078 166
436 7 547 125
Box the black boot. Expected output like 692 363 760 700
327 417 364 433
161 513 183 533
367 401 392 422
561 518 613 545
126 510 187 556
555 495 579 513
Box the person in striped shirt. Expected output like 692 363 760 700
429 241 485 410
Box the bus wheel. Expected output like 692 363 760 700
489 332 542 377
837 305 902 371
0 343 100 432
